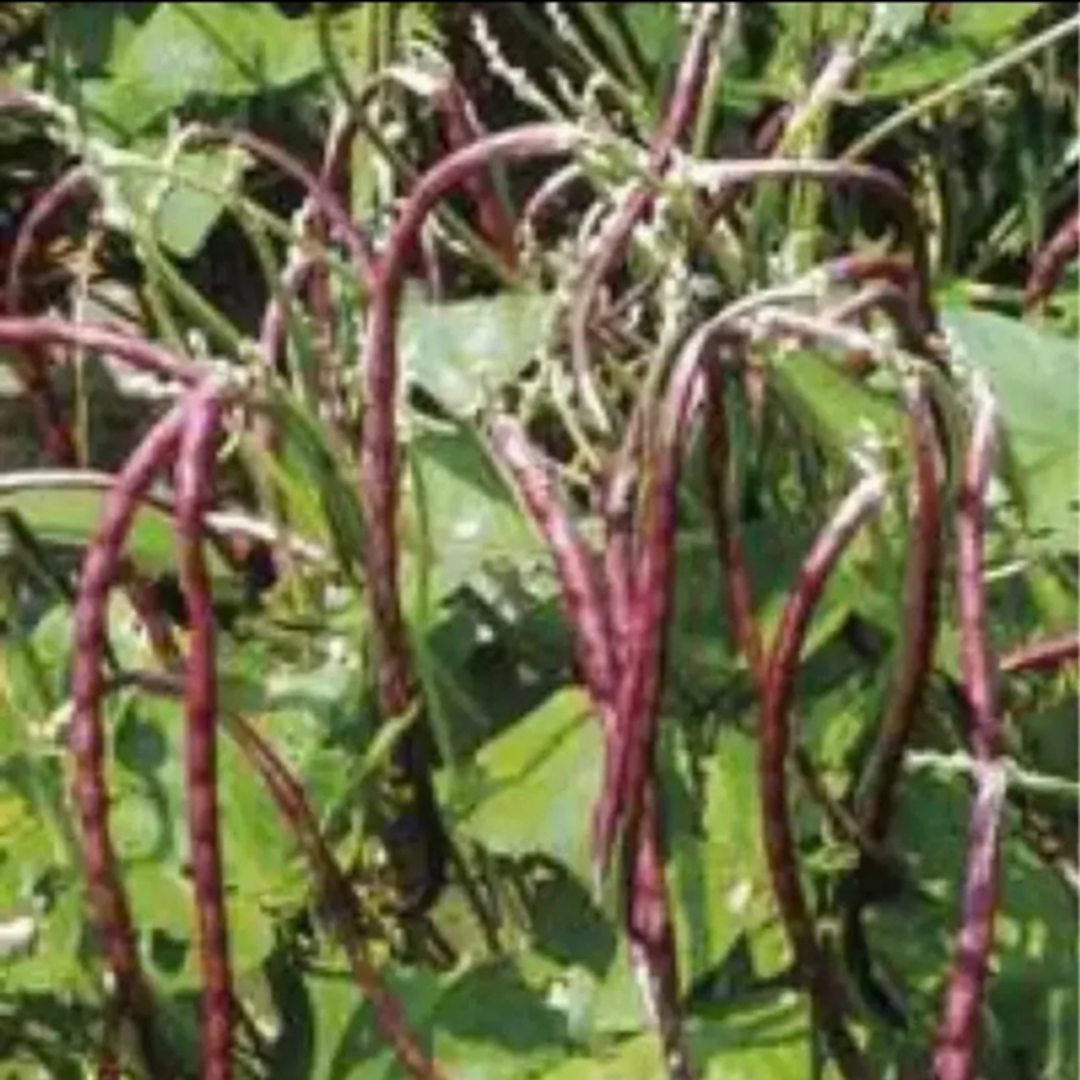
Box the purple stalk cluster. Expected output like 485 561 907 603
0 99 451 1077
1 17 1076 1080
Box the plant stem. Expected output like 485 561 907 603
760 472 885 1080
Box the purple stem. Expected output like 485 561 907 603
174 386 234 1080
223 714 449 1080
488 415 616 707
0 166 95 465
569 4 723 431
999 632 1080 675
861 379 944 843
433 75 518 271
760 472 885 1080
191 126 375 290
932 378 1004 1080
71 399 196 1078
361 123 582 717
0 315 201 386
4 165 93 313
703 359 767 685
111 671 448 1080
1024 213 1079 311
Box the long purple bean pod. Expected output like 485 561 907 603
489 412 690 1077
174 385 234 1080
601 459 637 679
611 364 705 1079
568 3 724 432
703 358 767 684
594 333 705 878
107 671 448 1080
624 781 693 1080
259 252 318 381
760 472 885 1080
0 309 202 671
361 124 582 718
71 399 195 1078
488 414 617 709
932 376 1006 1080
4 165 93 313
861 377 944 843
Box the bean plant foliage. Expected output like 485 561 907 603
0 3 1075 1079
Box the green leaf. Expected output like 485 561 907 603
773 351 906 459
0 489 234 580
443 688 602 886
544 997 816 1079
148 144 251 258
401 291 556 417
53 2 153 76
103 2 324 133
667 727 781 988
941 306 1078 552
618 4 683 82
864 4 1042 96
405 420 541 603
296 959 572 1080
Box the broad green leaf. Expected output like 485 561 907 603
546 997 817 1080
148 144 251 258
52 3 153 76
127 863 277 990
296 959 571 1080
864 4 1042 96
667 728 781 988
103 2 324 133
773 351 906 459
405 421 541 604
401 291 556 417
670 515 889 691
0 489 233 579
443 687 602 885
618 4 683 81
941 306 1078 552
